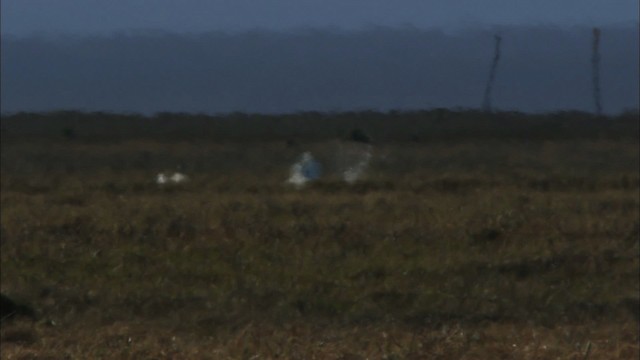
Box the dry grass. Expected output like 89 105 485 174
2 319 638 359
1 121 638 358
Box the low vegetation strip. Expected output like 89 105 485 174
1 109 638 142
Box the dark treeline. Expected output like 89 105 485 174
1 110 638 143
2 25 638 115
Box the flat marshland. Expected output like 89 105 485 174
1 111 638 359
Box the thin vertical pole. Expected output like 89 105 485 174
482 35 502 113
591 28 603 116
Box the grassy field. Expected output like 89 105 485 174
1 111 639 359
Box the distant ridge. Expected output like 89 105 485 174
1 110 637 142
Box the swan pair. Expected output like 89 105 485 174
156 172 189 185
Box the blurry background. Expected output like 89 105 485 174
1 1 638 114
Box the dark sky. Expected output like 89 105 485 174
2 0 638 36
1 1 638 114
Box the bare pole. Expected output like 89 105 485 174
591 27 603 116
482 35 502 112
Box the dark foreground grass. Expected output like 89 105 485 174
1 120 639 358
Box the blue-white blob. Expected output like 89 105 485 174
287 152 322 188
